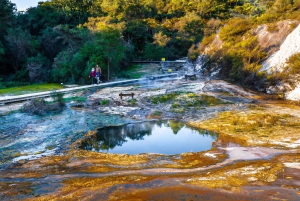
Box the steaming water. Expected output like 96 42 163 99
79 121 218 155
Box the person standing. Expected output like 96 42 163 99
89 67 96 85
95 64 102 84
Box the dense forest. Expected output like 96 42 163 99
0 0 299 87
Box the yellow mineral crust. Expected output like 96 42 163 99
185 161 284 190
188 109 300 148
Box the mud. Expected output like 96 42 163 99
0 75 300 200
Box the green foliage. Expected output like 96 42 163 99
151 92 179 104
39 27 64 61
188 45 199 62
127 98 137 105
151 92 225 109
100 99 109 105
117 65 144 79
18 3 65 36
123 20 150 57
0 83 63 95
169 120 184 134
0 81 30 90
219 18 251 43
5 28 36 71
204 18 223 36
51 50 76 83
143 43 165 60
1 0 299 86
92 27 126 81
286 53 300 74
203 16 267 85
27 53 51 82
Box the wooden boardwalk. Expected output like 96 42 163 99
0 73 178 105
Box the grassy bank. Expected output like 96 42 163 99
0 83 63 96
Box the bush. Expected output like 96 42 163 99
219 18 251 43
100 99 109 105
286 53 300 74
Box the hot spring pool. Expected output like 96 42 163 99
80 120 218 155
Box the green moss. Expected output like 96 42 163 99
151 92 180 104
151 92 225 110
100 99 109 105
127 98 137 105
171 102 180 108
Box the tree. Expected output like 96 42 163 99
94 28 125 81
5 28 34 72
219 18 251 43
123 20 150 57
0 0 16 41
51 26 90 83
0 0 16 74
27 53 50 82
17 2 65 36
153 31 170 47
39 27 64 62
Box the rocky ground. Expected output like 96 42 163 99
0 72 300 200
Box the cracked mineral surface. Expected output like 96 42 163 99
0 75 300 200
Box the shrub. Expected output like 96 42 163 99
127 98 137 105
100 99 109 105
219 18 251 43
286 53 300 74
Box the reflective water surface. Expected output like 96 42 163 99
80 120 218 154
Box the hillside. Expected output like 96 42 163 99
259 22 300 100
261 21 300 74
196 18 300 101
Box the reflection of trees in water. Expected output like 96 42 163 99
79 121 219 152
169 120 184 134
80 122 154 151
187 126 219 140
125 122 153 140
